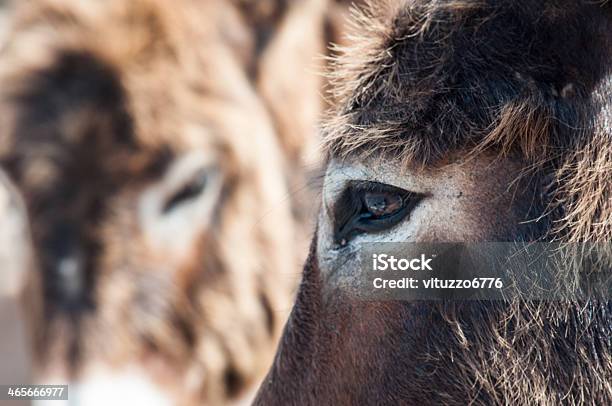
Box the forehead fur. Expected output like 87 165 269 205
0 0 258 154
324 0 611 255
325 0 611 166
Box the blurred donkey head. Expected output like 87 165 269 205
0 0 335 403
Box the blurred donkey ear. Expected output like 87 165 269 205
253 0 329 165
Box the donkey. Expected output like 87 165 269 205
0 0 338 404
255 1 612 404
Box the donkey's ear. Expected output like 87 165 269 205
254 0 328 164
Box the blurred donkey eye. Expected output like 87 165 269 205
162 168 210 214
333 181 425 245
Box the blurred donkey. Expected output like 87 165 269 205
0 0 340 404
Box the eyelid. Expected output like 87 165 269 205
162 168 210 213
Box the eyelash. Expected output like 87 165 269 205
333 181 425 246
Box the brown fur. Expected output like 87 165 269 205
324 0 611 250
0 0 337 404
255 1 612 405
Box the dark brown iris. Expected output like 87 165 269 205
363 191 403 218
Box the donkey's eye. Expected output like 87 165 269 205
162 168 209 213
363 191 404 217
333 181 425 245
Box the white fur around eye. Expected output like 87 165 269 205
139 151 222 261
319 158 431 254
318 156 524 286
